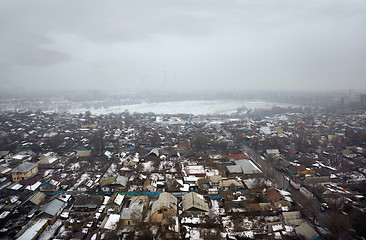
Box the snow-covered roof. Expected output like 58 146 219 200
149 148 159 157
17 218 49 240
102 214 120 230
114 194 125 205
58 194 72 203
234 159 262 174
120 202 144 220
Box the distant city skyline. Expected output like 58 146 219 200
0 0 365 92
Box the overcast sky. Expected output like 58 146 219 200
1 0 365 93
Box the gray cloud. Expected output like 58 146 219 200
0 0 365 92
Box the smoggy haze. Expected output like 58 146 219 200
0 0 365 92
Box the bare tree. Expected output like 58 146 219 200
305 198 319 225
324 210 351 239
191 132 209 153
150 131 161 148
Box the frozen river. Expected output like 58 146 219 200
68 99 296 115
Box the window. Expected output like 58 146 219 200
128 221 131 225
158 210 162 214
163 208 167 212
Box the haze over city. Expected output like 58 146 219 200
2 1 366 239
1 0 365 93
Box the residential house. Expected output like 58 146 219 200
181 192 209 216
151 192 177 223
15 218 49 240
248 203 272 214
186 165 206 177
75 149 92 157
123 155 139 168
165 179 184 192
11 162 38 182
100 176 128 192
38 199 65 224
266 187 291 209
207 175 222 187
144 149 160 166
305 176 332 187
130 174 146 187
101 214 120 230
27 192 46 206
58 194 73 207
196 178 211 194
226 159 262 178
120 202 144 226
37 153 59 168
143 179 156 192
129 195 150 212
265 149 280 158
105 193 125 214
226 165 243 177
40 178 61 192
74 195 103 211
0 166 12 177
219 179 244 191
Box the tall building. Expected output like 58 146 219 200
360 94 366 106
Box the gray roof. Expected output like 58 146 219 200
282 211 304 226
182 192 209 212
226 165 243 174
11 162 37 173
151 192 177 214
120 202 144 220
234 159 262 174
295 222 319 240
41 199 64 216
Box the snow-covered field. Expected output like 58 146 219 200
67 100 296 115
